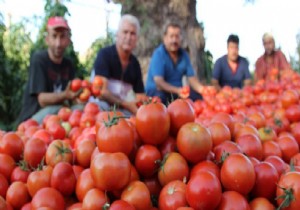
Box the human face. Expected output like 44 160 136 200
116 21 138 53
263 38 275 55
46 27 70 62
163 26 181 53
227 42 239 62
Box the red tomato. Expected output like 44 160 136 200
135 145 162 178
6 181 30 209
67 202 82 210
83 102 100 115
143 177 162 196
76 169 95 202
276 172 300 210
216 191 250 210
27 166 52 197
0 132 24 161
92 75 104 87
262 140 282 159
136 102 170 145
96 118 134 155
0 153 15 181
31 187 65 210
281 89 299 108
221 153 255 195
79 88 91 102
235 134 263 160
235 124 259 140
68 111 82 128
121 181 152 210
47 123 66 140
0 173 8 198
82 188 108 210
211 112 234 134
265 155 289 177
251 162 279 200
158 152 189 186
72 165 84 180
57 107 72 121
186 171 222 210
248 112 266 129
17 119 39 133
249 197 275 210
177 122 212 164
10 164 30 183
91 152 131 191
158 180 187 210
290 122 300 146
285 104 300 123
75 139 96 168
177 208 195 210
159 136 177 158
45 140 73 167
167 99 195 136
109 200 135 210
24 138 47 168
51 162 76 196
213 141 242 163
79 112 96 128
32 129 53 145
291 153 300 167
190 160 220 180
71 78 82 92
277 135 299 163
208 122 231 147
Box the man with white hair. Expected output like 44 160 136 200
255 33 290 81
92 14 145 115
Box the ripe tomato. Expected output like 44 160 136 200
216 191 250 210
27 166 52 197
58 107 72 121
265 155 289 177
67 202 82 210
290 122 300 146
24 138 47 168
79 112 96 128
47 123 66 140
280 89 299 108
208 122 231 147
135 145 162 178
251 162 279 200
0 173 8 198
0 153 15 181
17 119 39 133
71 78 82 92
248 112 266 129
249 197 275 210
190 160 220 180
121 181 152 210
32 129 53 145
159 136 177 158
136 102 170 145
235 124 259 139
211 112 234 134
83 102 100 115
158 152 189 186
76 169 95 202
221 153 255 195
51 162 76 196
285 104 300 123
45 140 73 167
82 188 108 210
75 139 96 168
277 135 299 163
31 187 65 210
6 181 30 209
79 88 91 102
0 132 24 161
92 75 104 87
186 171 222 210
10 164 30 183
276 172 300 210
167 99 195 136
158 180 187 210
213 141 242 163
143 177 162 196
68 111 82 128
96 118 134 155
235 134 263 160
177 122 212 164
109 200 135 210
91 152 131 191
262 140 282 159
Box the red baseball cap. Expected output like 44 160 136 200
47 16 70 30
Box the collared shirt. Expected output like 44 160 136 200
94 44 144 93
146 44 195 96
213 55 251 88
255 50 290 80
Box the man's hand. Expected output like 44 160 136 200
64 82 82 100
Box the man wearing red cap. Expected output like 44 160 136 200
18 16 81 124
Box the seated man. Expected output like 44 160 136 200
17 16 81 124
91 14 146 115
212 34 252 90
145 22 204 104
255 33 291 81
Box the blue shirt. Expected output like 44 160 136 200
94 45 144 93
213 55 251 88
146 44 195 97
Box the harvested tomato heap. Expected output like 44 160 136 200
1 69 300 209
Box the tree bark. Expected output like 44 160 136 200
112 0 206 82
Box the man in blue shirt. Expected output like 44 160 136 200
212 34 252 90
146 22 204 104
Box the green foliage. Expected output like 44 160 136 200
0 21 33 131
82 31 114 74
202 50 213 84
290 32 300 73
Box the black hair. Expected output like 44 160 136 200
227 34 239 45
163 21 181 35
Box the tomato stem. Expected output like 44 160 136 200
276 185 295 210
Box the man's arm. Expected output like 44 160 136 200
243 79 252 87
188 76 203 94
154 76 181 95
211 79 221 91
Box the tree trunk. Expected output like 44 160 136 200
112 0 206 83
